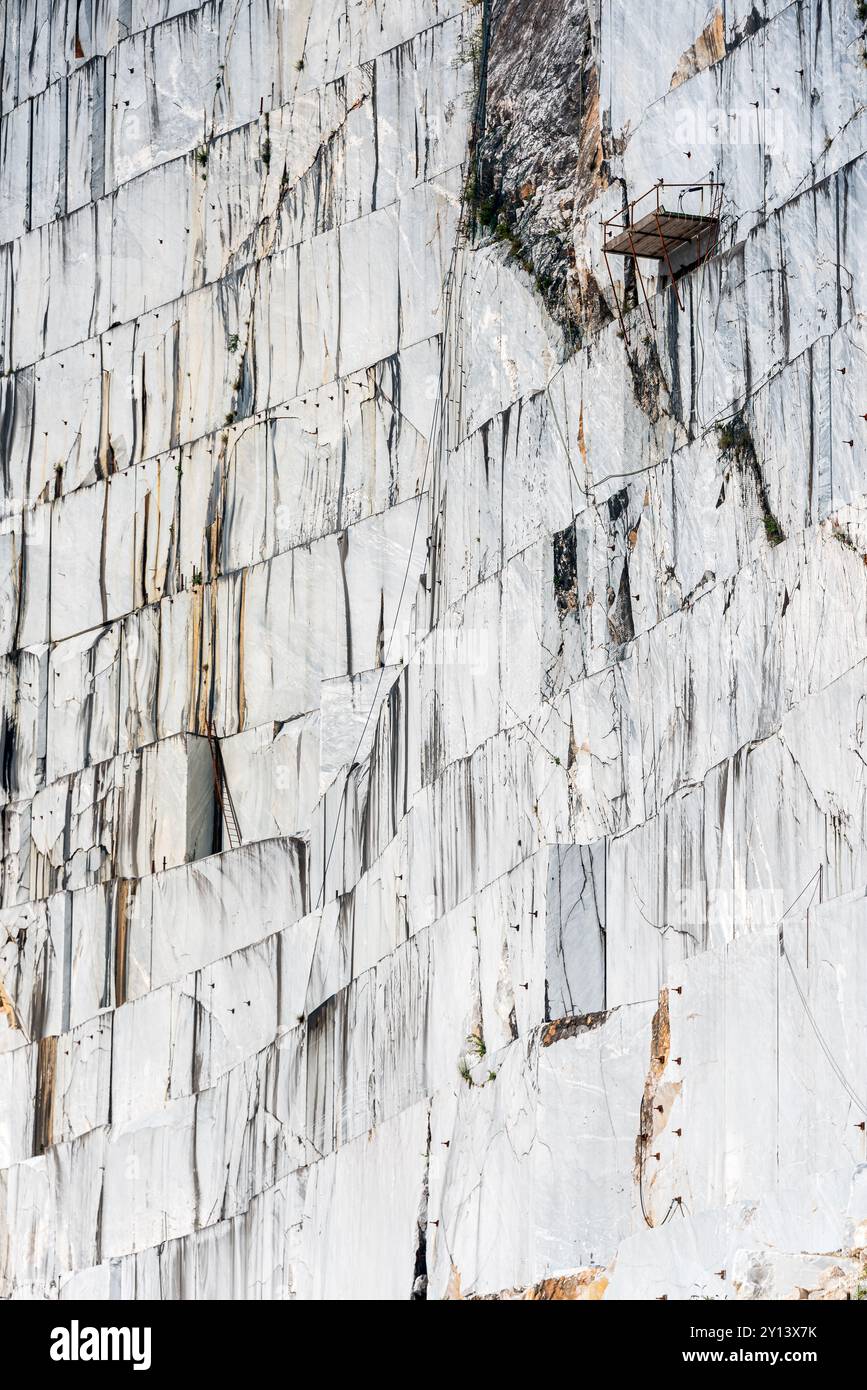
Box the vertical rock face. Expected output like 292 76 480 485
0 0 866 1302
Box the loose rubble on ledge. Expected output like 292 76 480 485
0 0 865 1301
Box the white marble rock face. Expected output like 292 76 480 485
0 0 866 1302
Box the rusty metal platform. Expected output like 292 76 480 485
600 182 723 338
603 208 719 260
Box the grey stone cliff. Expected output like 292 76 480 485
0 0 865 1300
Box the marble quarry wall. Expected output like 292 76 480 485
0 0 866 1300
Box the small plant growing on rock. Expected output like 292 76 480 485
227 333 239 352
476 194 498 229
717 415 785 547
455 27 484 82
857 2 867 64
466 1032 486 1059
716 417 753 457
492 215 535 277
829 519 867 563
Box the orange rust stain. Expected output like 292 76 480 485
0 980 19 1032
34 1035 58 1154
445 1264 464 1300
577 403 588 472
670 9 725 89
542 1010 608 1048
190 581 218 736
469 1268 609 1300
635 989 683 1218
115 879 133 1007
524 1270 608 1301
98 370 117 476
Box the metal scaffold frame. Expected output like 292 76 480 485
601 181 723 339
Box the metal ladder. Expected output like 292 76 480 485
206 723 242 851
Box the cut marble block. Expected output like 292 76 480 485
545 843 607 1020
18 733 216 898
